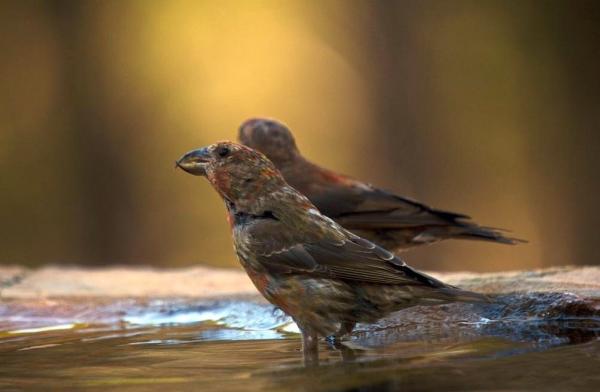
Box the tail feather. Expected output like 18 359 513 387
454 224 527 245
400 265 492 304
411 206 527 245
436 286 492 303
424 204 526 245
409 284 492 306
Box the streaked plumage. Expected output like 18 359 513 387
176 141 488 364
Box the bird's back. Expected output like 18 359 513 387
278 157 522 250
230 200 488 328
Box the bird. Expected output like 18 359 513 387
238 118 524 253
176 141 488 364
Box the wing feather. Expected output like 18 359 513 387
247 218 446 288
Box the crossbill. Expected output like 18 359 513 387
238 118 523 253
177 141 488 363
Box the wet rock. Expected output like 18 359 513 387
1 265 598 391
0 265 598 347
1 265 599 299
0 266 256 298
354 267 600 347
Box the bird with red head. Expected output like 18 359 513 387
177 141 488 364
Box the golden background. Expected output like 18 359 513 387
1 1 598 272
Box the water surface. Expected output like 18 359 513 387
1 296 599 391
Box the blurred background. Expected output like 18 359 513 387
1 0 598 272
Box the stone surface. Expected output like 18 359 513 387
1 265 599 352
1 265 599 299
2 265 598 391
0 266 255 298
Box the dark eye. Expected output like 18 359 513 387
216 146 230 157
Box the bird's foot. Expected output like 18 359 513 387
326 321 356 350
325 334 343 350
325 334 357 362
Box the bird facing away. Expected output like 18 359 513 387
176 141 488 364
238 118 524 253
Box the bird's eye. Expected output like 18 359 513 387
217 146 230 157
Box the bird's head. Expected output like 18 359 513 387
238 118 300 167
176 141 287 208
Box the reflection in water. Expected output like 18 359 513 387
0 295 599 391
8 323 77 335
123 300 293 330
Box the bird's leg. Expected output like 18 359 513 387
325 321 357 362
301 327 319 367
325 335 340 350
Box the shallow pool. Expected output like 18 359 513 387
1 296 599 391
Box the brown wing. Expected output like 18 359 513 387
245 217 447 288
281 160 468 229
317 186 469 229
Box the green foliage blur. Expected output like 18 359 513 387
1 1 598 271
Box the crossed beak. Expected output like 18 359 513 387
175 147 210 176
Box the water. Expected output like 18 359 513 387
1 295 599 391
